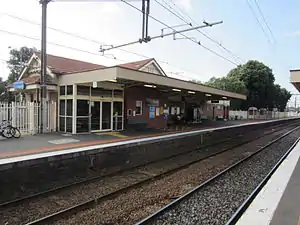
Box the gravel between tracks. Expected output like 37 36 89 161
147 128 300 225
50 125 299 225
2 124 285 224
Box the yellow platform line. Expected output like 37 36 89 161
96 132 127 138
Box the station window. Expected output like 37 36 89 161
136 101 143 115
60 86 65 95
66 85 73 95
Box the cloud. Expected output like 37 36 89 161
287 30 300 37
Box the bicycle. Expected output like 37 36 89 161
0 120 21 138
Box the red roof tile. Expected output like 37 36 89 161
118 58 153 70
35 52 106 75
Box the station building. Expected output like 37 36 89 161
9 52 246 134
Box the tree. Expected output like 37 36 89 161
7 46 36 84
0 77 6 101
205 60 291 111
273 84 292 111
205 76 247 110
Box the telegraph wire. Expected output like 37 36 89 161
0 28 127 63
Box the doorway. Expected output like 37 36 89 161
91 101 101 131
102 102 112 130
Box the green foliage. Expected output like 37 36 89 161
205 60 291 111
7 46 36 84
0 77 6 101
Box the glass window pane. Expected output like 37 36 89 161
66 99 73 116
77 100 89 116
113 102 122 116
60 86 65 95
77 85 90 95
77 117 89 133
67 85 73 95
59 100 65 116
59 116 65 132
66 117 72 132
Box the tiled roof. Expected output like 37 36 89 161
21 76 40 84
118 58 153 70
35 52 106 75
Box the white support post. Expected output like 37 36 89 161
111 101 114 131
72 84 77 134
11 102 16 127
29 102 35 134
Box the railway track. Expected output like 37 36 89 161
136 126 300 225
1 122 299 225
1 122 286 206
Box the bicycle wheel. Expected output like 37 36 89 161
2 127 13 138
11 127 21 138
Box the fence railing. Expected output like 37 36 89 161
229 110 299 120
0 101 57 134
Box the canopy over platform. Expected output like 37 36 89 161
59 66 247 101
290 69 300 91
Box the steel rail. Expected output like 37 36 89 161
1 122 286 208
224 137 300 225
135 125 300 225
24 124 299 225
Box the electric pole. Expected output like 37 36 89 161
40 0 50 133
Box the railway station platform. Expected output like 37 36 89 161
0 119 269 160
236 138 300 225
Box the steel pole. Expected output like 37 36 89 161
40 0 48 134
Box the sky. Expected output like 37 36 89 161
0 0 300 99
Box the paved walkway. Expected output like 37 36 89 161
0 120 266 159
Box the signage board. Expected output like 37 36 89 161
146 98 159 106
92 81 97 88
13 81 25 90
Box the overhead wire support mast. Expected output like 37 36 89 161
39 0 51 134
100 21 223 52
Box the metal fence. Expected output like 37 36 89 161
0 101 57 134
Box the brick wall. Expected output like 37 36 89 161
125 86 168 129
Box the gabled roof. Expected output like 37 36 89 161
34 52 106 75
118 58 153 70
118 58 167 76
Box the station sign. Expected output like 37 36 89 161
13 81 25 90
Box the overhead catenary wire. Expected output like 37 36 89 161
153 0 191 25
165 0 245 63
253 0 276 43
0 28 207 82
0 9 230 81
120 0 239 66
1 12 199 73
246 0 272 43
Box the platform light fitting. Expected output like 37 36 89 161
144 84 157 88
172 88 181 92
108 79 117 83
188 91 196 94
222 96 227 99
205 93 212 97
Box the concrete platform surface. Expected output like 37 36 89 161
0 119 282 159
236 138 300 225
